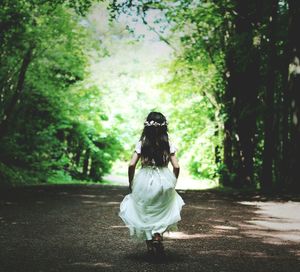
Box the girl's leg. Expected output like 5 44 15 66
146 239 153 253
152 233 165 256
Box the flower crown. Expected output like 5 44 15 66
144 120 168 127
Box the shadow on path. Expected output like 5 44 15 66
0 184 299 271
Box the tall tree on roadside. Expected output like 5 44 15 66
223 0 261 187
285 0 300 191
260 0 279 192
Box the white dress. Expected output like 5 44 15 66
119 141 185 240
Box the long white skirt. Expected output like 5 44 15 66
119 166 185 240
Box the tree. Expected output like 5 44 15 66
285 0 300 191
0 0 122 186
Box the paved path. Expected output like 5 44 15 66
0 184 300 271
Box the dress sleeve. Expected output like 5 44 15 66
135 141 142 154
170 142 177 154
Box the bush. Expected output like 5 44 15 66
0 162 25 188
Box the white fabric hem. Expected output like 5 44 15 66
119 197 185 241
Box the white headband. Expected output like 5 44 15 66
144 120 167 127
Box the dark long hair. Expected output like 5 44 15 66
139 112 170 166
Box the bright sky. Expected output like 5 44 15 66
86 3 174 149
84 3 218 187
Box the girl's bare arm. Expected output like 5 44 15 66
170 154 180 179
128 152 140 191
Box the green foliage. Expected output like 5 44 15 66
158 1 225 180
0 0 121 186
2 0 296 192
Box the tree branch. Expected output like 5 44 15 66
0 45 34 139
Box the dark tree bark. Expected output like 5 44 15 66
0 46 34 140
89 154 101 181
221 76 233 186
74 143 83 167
82 148 90 177
260 0 279 192
217 0 234 186
280 59 292 187
276 2 292 189
223 0 260 187
285 0 300 191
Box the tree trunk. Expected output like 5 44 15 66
285 0 300 191
282 0 300 191
82 148 90 177
89 154 101 181
225 0 260 187
0 46 34 140
222 103 233 185
74 143 82 167
261 0 278 192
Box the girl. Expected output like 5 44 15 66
119 112 185 254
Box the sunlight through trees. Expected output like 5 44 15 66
1 0 300 192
